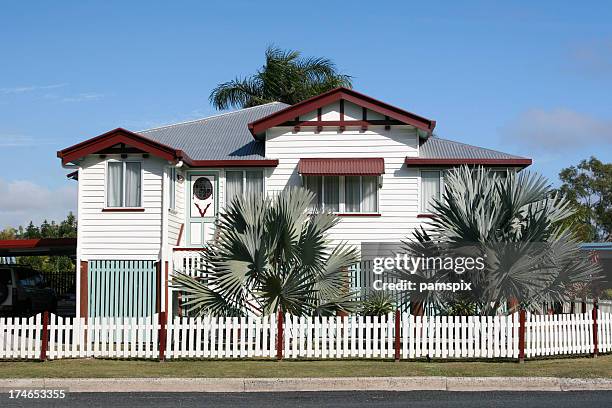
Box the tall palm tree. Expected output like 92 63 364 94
172 187 359 317
209 46 352 110
396 166 601 314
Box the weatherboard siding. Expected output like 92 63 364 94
265 125 423 245
167 167 185 247
78 155 164 260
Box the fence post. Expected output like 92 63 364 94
394 309 401 361
592 299 599 358
40 311 49 361
276 309 284 360
158 311 167 361
518 309 526 363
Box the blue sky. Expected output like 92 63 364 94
1 1 610 228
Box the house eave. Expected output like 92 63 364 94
404 158 532 168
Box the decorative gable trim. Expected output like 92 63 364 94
248 87 436 138
57 128 183 165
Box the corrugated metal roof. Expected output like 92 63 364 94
298 158 385 175
138 102 289 161
419 137 527 160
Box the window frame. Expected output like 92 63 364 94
104 159 144 209
168 167 177 211
419 169 443 215
303 175 380 214
224 168 266 206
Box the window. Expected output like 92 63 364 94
303 175 379 213
107 161 142 207
420 170 441 214
489 169 508 179
225 170 264 205
345 176 378 213
168 167 176 210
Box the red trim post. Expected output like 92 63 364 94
40 311 49 361
592 299 599 357
276 309 284 360
518 309 526 363
158 311 167 361
394 309 401 361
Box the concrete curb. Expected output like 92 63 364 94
1 377 611 392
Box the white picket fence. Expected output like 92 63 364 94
525 312 592 357
46 314 159 360
283 314 518 359
0 315 42 360
165 315 276 359
1 312 611 360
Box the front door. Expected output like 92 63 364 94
187 172 218 246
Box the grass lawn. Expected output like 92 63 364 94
0 355 610 378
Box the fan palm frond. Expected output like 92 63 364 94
172 187 359 317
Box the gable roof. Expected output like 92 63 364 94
248 87 436 138
57 127 183 165
140 102 288 162
58 103 288 166
405 137 532 167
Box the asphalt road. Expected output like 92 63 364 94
2 391 612 408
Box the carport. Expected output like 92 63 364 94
0 238 77 258
0 238 77 316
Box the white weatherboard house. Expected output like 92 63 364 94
57 87 531 319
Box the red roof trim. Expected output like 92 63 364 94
57 128 280 168
57 128 182 165
298 158 385 176
184 159 279 168
405 158 532 168
248 87 436 138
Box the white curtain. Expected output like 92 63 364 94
323 176 339 212
245 170 264 196
225 171 243 205
107 162 123 207
304 176 322 210
125 162 141 207
421 171 440 213
344 176 361 212
361 176 378 213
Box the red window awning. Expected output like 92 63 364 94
298 158 385 176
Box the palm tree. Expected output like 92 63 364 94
396 166 601 315
209 46 352 110
172 187 359 317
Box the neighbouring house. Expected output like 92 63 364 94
57 87 531 319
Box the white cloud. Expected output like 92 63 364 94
0 83 67 95
0 134 56 147
0 84 103 103
0 179 76 229
61 93 104 103
500 108 612 152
